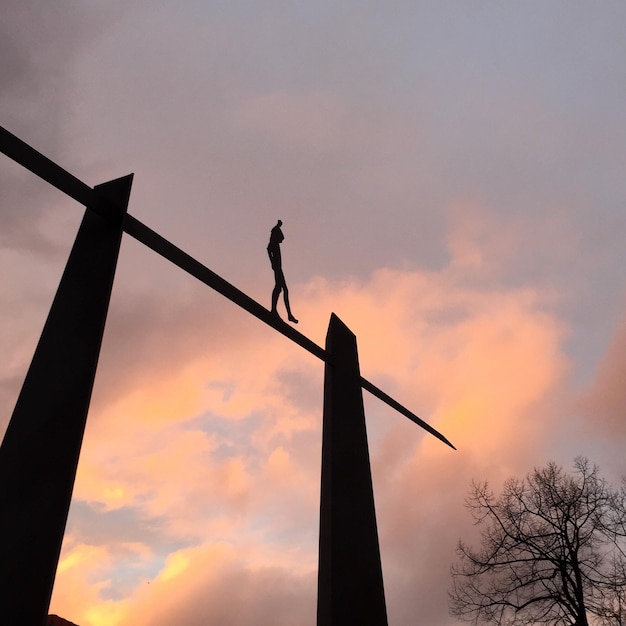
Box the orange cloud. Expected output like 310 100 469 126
50 212 572 625
111 542 316 626
49 538 150 626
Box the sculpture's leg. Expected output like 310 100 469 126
283 286 298 323
271 283 281 314
317 313 388 626
0 175 132 625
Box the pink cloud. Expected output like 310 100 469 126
49 214 572 625
580 314 626 436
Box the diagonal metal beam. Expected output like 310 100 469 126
0 124 455 450
123 218 455 449
123 214 328 361
361 378 456 450
0 126 93 207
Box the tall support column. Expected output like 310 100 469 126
317 313 388 626
0 174 133 624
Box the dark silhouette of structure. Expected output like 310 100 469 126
318 315 388 624
47 615 80 626
267 219 298 323
0 173 131 626
0 125 455 626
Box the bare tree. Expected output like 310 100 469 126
450 458 626 626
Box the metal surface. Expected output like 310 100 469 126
318 314 388 626
0 175 132 625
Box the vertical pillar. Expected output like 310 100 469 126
317 313 388 626
0 174 133 624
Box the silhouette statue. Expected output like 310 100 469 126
267 220 298 324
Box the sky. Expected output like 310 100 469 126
1 1 626 624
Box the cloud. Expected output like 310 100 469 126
50 536 150 626
237 90 350 153
45 212 572 625
580 313 626 436
0 1 121 251
3 4 623 623
53 541 317 626
0 1 132 432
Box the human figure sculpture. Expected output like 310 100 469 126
267 220 298 324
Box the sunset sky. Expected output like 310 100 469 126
2 2 626 625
